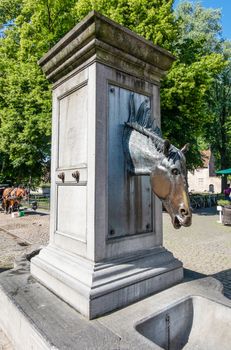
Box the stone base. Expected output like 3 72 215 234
0 259 227 350
0 259 121 350
31 245 183 319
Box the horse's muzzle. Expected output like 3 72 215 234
173 212 192 229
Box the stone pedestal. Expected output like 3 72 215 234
31 11 183 319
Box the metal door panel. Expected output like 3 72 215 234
108 85 153 238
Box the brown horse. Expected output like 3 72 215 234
2 187 28 214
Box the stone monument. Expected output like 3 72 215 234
31 11 183 319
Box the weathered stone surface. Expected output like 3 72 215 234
31 245 183 319
0 260 122 350
31 10 179 320
0 329 13 350
1 258 231 350
136 295 231 350
39 11 175 83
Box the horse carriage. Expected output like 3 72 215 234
1 186 28 214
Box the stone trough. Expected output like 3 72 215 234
0 258 230 350
136 295 231 350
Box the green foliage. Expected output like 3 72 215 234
161 1 228 170
16 0 77 59
0 1 53 183
0 0 22 30
74 0 177 49
0 0 230 182
0 57 51 183
161 53 226 169
0 0 178 184
217 199 230 207
203 59 231 172
174 1 222 56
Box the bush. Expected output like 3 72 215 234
217 199 230 207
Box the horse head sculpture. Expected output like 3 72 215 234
123 94 192 229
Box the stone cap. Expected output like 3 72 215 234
39 11 175 83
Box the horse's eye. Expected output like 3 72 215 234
172 168 180 175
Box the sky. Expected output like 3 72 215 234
174 0 231 40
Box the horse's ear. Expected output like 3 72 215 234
181 143 190 154
163 139 171 156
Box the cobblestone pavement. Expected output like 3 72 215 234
163 206 231 299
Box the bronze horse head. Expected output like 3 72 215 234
123 95 192 229
150 140 191 229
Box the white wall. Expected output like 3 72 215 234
188 168 221 193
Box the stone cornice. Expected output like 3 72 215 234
39 11 175 83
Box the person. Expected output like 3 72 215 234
224 184 231 201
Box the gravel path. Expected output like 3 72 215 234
0 211 49 270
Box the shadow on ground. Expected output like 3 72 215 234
184 268 231 300
213 268 231 299
24 211 48 216
184 268 206 281
193 207 217 216
0 267 11 273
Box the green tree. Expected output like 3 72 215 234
0 0 78 184
0 59 51 183
0 0 178 183
203 43 231 190
74 0 177 50
161 1 227 170
0 0 229 183
174 0 222 55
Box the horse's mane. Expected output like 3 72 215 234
124 95 181 163
125 121 165 153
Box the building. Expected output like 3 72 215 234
188 150 221 193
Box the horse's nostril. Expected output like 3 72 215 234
180 208 188 216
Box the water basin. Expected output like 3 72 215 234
135 296 231 350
